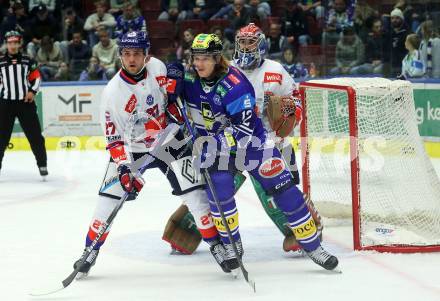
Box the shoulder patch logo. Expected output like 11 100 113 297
125 94 137 113
156 76 167 87
264 72 282 84
228 74 240 85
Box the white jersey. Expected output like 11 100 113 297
101 57 168 161
231 59 297 132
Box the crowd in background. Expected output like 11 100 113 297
1 0 439 82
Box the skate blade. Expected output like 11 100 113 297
230 268 240 279
41 176 47 182
75 272 89 280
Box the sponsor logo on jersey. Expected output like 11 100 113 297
213 94 221 105
156 76 167 87
181 158 197 184
184 72 195 82
166 78 177 93
146 94 154 105
216 85 227 97
264 72 282 84
221 79 232 90
201 102 215 130
227 74 240 85
125 94 137 113
258 158 285 178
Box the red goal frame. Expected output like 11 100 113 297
299 81 440 253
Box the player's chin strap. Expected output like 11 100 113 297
176 96 256 292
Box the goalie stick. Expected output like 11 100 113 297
176 97 256 293
29 122 179 296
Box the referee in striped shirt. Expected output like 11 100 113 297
0 31 48 177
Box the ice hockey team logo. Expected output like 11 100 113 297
258 158 285 178
146 94 154 105
213 94 221 105
263 72 282 84
125 94 137 113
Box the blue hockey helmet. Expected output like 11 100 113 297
117 31 150 55
233 23 267 70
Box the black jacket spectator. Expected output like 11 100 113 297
0 2 29 44
63 8 85 42
26 4 60 43
67 32 91 78
282 0 309 47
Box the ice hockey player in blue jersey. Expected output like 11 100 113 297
175 33 339 271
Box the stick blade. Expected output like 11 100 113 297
29 283 65 297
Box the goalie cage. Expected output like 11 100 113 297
299 77 440 253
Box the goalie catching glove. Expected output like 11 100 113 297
266 94 302 138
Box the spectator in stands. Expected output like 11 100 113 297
28 0 56 14
36 35 64 81
393 0 421 33
298 0 325 20
193 0 225 21
329 26 364 75
350 18 386 75
211 25 233 60
224 0 251 42
322 0 353 46
109 0 139 17
0 2 29 45
158 0 195 22
248 0 271 22
281 47 309 78
386 8 409 78
266 23 289 61
26 3 60 59
352 0 377 42
282 0 310 47
115 2 146 37
92 29 118 79
398 33 425 79
67 31 91 79
54 62 73 81
79 56 107 81
419 20 440 78
62 7 85 42
176 28 194 62
84 1 116 47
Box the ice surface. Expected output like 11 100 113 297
1 150 440 300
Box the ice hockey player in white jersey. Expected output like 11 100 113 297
72 31 229 278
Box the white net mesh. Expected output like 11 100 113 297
302 77 440 249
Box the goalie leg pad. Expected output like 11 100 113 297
162 204 202 254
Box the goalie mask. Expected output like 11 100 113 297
234 23 267 70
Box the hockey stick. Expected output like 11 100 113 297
176 97 256 292
29 124 179 296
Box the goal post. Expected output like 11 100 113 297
299 78 440 253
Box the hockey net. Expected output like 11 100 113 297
299 78 440 252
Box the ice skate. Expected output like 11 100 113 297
305 246 339 271
209 240 231 273
73 249 99 279
223 238 243 275
38 166 48 181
